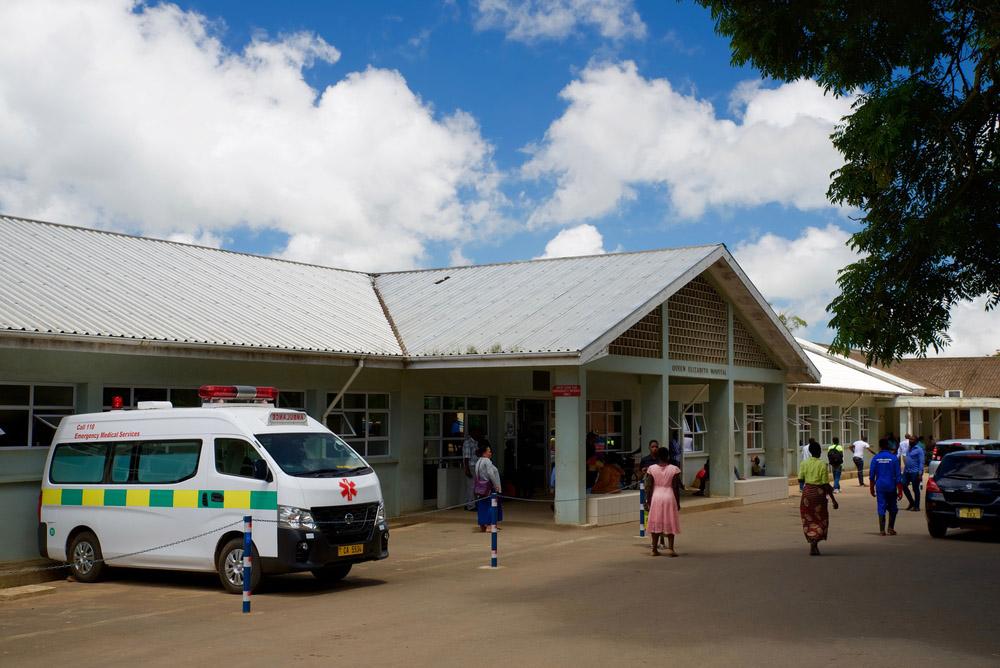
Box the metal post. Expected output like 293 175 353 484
242 515 252 614
490 493 498 568
638 479 646 537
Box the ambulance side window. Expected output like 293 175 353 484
110 443 135 483
136 440 201 484
50 443 108 484
215 438 262 479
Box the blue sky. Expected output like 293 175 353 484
0 1 993 354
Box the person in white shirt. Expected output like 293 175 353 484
851 438 874 485
897 434 912 472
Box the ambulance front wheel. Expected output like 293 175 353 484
217 537 261 595
68 530 105 583
311 563 351 583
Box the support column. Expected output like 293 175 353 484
763 384 787 477
809 405 821 443
898 407 912 440
706 379 735 497
969 408 985 439
989 409 999 440
832 406 843 445
847 407 861 444
640 374 666 454
76 382 103 413
554 367 587 525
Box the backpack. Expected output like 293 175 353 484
827 447 844 467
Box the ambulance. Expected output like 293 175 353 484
38 385 389 593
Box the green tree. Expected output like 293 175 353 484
698 1 999 365
776 310 808 334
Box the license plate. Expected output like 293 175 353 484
957 507 983 519
337 544 364 556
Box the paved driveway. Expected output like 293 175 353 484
1 485 997 666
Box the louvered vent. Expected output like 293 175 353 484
667 276 727 364
608 308 662 358
733 317 779 369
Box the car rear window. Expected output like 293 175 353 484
937 456 1000 481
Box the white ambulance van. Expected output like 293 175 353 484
39 385 388 593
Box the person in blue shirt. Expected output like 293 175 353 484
902 437 926 511
869 438 904 536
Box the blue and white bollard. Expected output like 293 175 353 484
638 479 646 537
242 515 252 614
490 492 498 568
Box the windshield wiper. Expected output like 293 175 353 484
335 466 371 476
298 468 347 477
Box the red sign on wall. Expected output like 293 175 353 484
551 384 582 397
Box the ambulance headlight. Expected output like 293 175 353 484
376 502 386 526
278 505 317 531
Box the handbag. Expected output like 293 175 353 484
474 475 492 497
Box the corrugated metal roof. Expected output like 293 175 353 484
796 339 919 395
374 246 721 357
0 216 402 355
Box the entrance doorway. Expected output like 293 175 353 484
512 399 550 498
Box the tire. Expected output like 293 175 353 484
217 537 261 595
927 520 947 538
311 563 352 583
68 530 105 583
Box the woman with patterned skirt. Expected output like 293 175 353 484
798 441 839 555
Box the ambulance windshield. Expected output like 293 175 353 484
255 432 370 477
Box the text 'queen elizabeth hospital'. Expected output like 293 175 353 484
2 216 998 560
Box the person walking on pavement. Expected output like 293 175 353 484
798 441 839 556
902 436 926 511
462 428 480 511
643 447 682 557
851 437 874 486
869 438 904 536
827 437 845 493
898 434 912 471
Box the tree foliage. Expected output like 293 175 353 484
698 1 1000 365
776 310 808 333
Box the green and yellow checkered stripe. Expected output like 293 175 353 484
42 488 277 510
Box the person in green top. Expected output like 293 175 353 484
798 441 840 556
827 437 845 492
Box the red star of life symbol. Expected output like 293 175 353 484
340 479 357 501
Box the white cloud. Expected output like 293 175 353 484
734 225 999 357
0 0 502 271
475 0 646 42
926 297 999 358
523 62 856 225
537 223 606 258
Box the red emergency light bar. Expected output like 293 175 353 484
199 385 279 403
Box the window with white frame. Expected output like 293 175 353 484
859 407 871 442
326 392 390 457
745 404 763 451
683 403 707 452
796 406 811 446
102 386 200 409
587 400 626 453
820 406 833 444
0 383 76 448
422 396 489 462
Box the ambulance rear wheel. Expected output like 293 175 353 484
217 537 261 595
68 531 105 583
311 563 351 583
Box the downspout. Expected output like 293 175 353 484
323 358 365 422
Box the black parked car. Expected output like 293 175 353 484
925 450 1000 538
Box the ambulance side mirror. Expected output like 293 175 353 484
252 459 270 481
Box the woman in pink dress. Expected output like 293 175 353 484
644 447 681 557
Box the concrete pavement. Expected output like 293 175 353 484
1 484 997 667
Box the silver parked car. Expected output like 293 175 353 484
928 439 1000 476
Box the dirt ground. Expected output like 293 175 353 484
1 484 998 667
